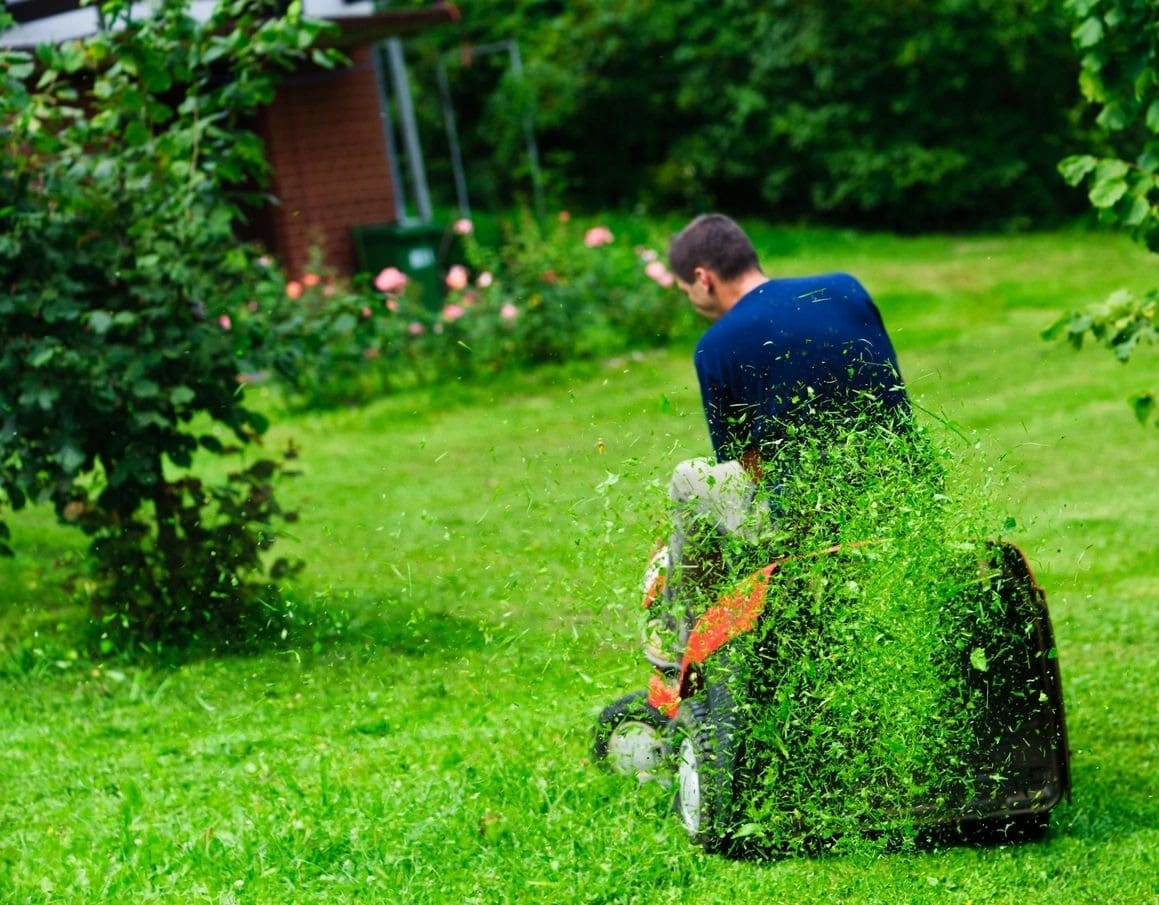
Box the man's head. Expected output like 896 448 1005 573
668 214 760 284
668 214 764 321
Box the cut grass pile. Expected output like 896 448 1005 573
0 226 1155 903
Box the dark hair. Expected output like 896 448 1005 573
667 213 760 283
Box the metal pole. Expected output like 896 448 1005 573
436 57 471 219
507 40 545 222
372 41 408 222
386 37 432 224
439 39 545 221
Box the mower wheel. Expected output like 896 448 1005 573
675 681 741 852
593 691 673 783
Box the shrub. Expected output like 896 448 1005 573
438 212 695 374
0 0 337 651
1048 0 1157 424
260 211 695 405
253 253 432 409
411 0 1084 229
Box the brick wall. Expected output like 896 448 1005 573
257 45 397 278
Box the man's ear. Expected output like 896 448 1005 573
694 266 715 293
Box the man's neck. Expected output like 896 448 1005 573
716 270 768 314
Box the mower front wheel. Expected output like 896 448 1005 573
675 682 741 852
593 691 673 783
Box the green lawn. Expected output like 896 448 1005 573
0 227 1156 903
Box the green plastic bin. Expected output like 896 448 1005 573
351 221 445 310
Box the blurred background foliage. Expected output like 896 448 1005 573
404 0 1107 230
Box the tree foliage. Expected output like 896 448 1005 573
412 0 1084 229
1049 0 1157 424
0 0 339 648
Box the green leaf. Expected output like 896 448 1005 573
969 647 989 672
29 346 56 367
1074 16 1104 49
246 410 270 435
7 59 34 80
1096 103 1131 132
57 444 85 473
248 459 277 480
57 41 86 74
141 62 172 94
88 310 114 334
170 386 195 406
1041 314 1069 342
1147 100 1159 135
1130 392 1154 425
133 379 160 399
1058 155 1097 187
1089 160 1130 208
124 119 150 147
199 434 225 453
1119 193 1150 227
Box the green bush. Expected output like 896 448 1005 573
410 0 1084 228
258 212 696 406
0 0 337 651
1048 0 1157 423
248 254 432 409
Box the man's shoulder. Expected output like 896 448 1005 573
774 271 869 299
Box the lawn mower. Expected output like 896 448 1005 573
594 539 1071 855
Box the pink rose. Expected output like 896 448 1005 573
375 267 409 294
638 247 659 262
645 260 675 287
385 298 399 312
360 306 372 319
303 273 320 288
500 303 519 322
476 271 494 289
584 225 614 248
442 303 465 321
285 281 303 300
445 265 470 292
218 314 232 330
452 217 474 236
407 321 425 336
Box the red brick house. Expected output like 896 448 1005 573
1 0 459 278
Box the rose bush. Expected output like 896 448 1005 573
258 211 697 403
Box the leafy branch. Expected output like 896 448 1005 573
1052 0 1158 424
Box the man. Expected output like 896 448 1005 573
642 213 910 669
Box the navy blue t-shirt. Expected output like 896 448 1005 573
694 273 908 463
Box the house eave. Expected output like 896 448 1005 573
0 0 460 50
